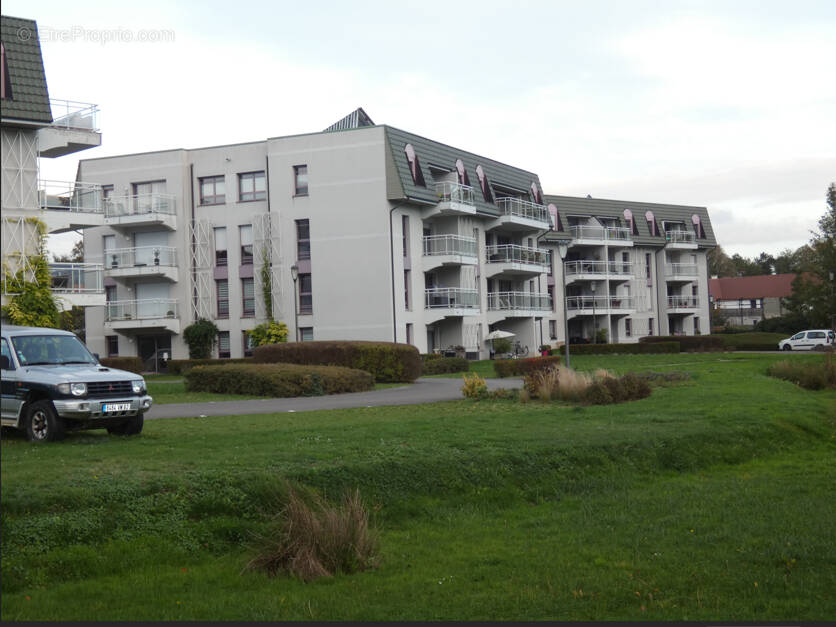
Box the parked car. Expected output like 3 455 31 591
1 325 153 441
777 329 835 351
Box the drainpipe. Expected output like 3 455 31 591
389 203 404 342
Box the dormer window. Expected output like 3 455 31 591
645 210 659 236
692 214 706 238
548 203 563 231
475 165 493 203
530 182 543 205
404 144 426 187
455 159 470 186
623 209 639 235
1 42 11 100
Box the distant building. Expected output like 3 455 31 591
709 273 797 326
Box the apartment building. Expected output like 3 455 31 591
1 15 103 313
75 109 715 366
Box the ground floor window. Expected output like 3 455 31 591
243 331 254 357
299 327 313 342
625 318 632 337
406 323 413 345
218 331 230 358
548 320 557 340
106 335 118 357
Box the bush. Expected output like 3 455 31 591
767 358 835 391
639 335 724 352
583 381 614 405
559 342 680 355
421 353 443 361
492 338 512 354
249 320 289 347
421 357 469 375
167 358 252 375
494 355 562 378
182 319 219 359
253 341 421 383
99 357 144 374
713 332 785 351
523 366 653 405
185 363 374 397
461 372 488 399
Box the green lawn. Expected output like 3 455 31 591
2 352 834 620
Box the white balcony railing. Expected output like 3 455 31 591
665 263 699 277
564 260 633 276
49 99 100 132
487 291 552 311
423 235 477 257
568 225 632 242
566 296 635 310
665 230 696 244
105 299 179 322
424 288 479 309
39 180 104 213
494 197 550 223
106 246 177 270
105 194 177 218
48 263 103 293
435 182 475 206
667 296 700 309
485 244 549 266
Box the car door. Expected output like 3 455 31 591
1 338 23 424
788 332 805 349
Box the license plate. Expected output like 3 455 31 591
102 403 131 413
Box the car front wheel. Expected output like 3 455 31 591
24 400 66 442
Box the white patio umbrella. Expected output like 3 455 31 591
484 329 515 357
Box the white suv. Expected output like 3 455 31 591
778 329 835 351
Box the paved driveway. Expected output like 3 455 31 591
146 376 523 420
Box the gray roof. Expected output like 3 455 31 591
0 15 51 125
384 126 544 215
543 194 716 248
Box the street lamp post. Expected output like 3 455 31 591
290 263 299 342
556 241 571 369
590 281 597 344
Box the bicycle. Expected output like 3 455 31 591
511 341 529 358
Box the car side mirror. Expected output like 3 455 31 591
1 354 11 370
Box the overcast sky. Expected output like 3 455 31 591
7 0 836 260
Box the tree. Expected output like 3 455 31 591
182 318 219 359
54 238 84 263
708 245 736 277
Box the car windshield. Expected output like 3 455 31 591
11 334 97 366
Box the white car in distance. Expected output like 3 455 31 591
777 329 835 351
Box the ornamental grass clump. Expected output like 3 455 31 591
522 366 651 405
461 372 488 399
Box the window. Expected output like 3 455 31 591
239 225 253 265
648 318 654 336
549 320 557 340
406 323 413 345
218 331 230 359
106 335 118 357
475 165 493 202
645 253 652 285
404 270 411 310
294 165 308 196
1 42 12 100
199 175 225 205
214 227 227 266
1 339 12 369
296 219 310 260
216 279 229 318
104 235 116 268
105 285 116 302
101 185 114 205
132 180 167 213
402 215 409 257
299 274 312 314
243 331 254 357
242 278 255 317
404 144 426 187
238 171 265 202
625 318 632 337
299 327 314 342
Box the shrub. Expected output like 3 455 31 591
492 338 512 354
182 319 219 359
524 367 561 400
767 359 834 391
421 353 443 361
249 320 289 347
583 381 614 405
244 486 379 582
421 357 469 375
99 356 144 374
494 355 562 378
524 366 652 405
167 358 252 375
185 363 374 397
461 372 488 399
558 342 680 355
639 335 724 352
253 341 421 383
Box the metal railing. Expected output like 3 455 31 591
485 244 549 266
424 288 479 309
105 194 177 217
423 234 477 257
49 99 100 131
568 225 632 242
667 296 700 308
566 295 635 310
48 263 103 293
665 263 698 276
105 246 177 269
39 180 104 213
564 260 633 276
494 197 550 223
665 230 696 244
105 299 179 322
434 182 475 205
487 291 552 311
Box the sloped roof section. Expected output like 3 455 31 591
0 15 51 125
544 194 716 248
709 273 798 301
323 107 375 132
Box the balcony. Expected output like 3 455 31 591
667 295 700 312
566 295 636 317
105 299 180 334
38 180 105 233
665 230 697 249
422 235 478 270
487 197 550 232
564 260 633 283
665 263 699 282
423 182 477 218
47 262 105 307
487 291 551 322
38 100 102 158
568 225 633 247
105 247 179 282
104 194 177 230
485 244 549 277
424 287 479 323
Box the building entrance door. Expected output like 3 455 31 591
137 335 172 373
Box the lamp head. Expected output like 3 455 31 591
290 263 299 282
556 241 569 260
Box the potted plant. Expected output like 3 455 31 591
539 344 551 356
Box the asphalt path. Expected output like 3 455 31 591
146 376 523 420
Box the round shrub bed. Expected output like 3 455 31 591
185 363 375 397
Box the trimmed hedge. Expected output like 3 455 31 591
557 342 680 355
167 358 252 375
252 341 422 383
494 355 561 378
99 357 144 374
185 363 375 397
638 335 725 352
421 356 469 375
